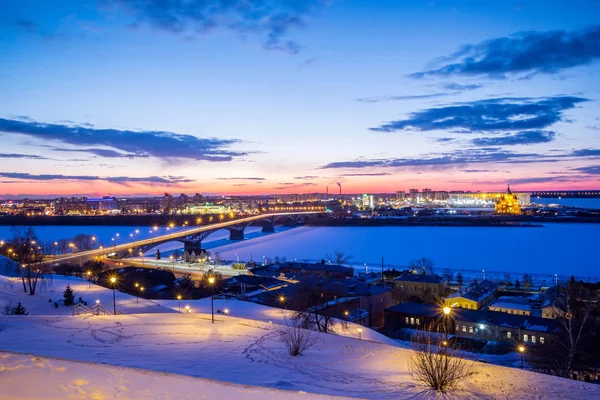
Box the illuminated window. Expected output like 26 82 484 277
469 326 474 333
507 332 512 339
540 337 545 344
415 318 420 326
524 334 528 342
405 317 409 324
462 325 466 332
410 317 414 325
532 336 536 343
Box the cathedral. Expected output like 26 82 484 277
494 184 521 215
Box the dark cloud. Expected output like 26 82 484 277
462 169 497 173
433 137 456 143
320 147 600 171
471 130 556 146
293 175 319 180
104 0 326 54
215 177 265 181
370 96 587 133
0 172 192 185
410 25 600 78
0 117 246 161
573 165 600 174
571 148 600 157
51 147 149 158
0 153 50 160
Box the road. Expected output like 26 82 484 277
46 211 321 265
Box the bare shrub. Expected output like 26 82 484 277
279 320 319 357
408 330 475 393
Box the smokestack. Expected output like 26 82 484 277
326 186 328 198
337 182 342 196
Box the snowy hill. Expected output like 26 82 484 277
1 312 598 399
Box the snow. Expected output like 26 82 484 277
1 312 599 399
0 352 344 400
0 274 177 316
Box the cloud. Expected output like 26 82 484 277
320 147 600 171
214 177 265 181
0 153 50 160
103 0 326 54
462 169 498 173
573 165 600 174
433 137 456 143
16 19 38 33
338 173 393 177
357 93 454 103
441 83 483 91
0 117 246 161
51 147 149 158
370 96 587 133
410 25 600 78
471 130 556 146
0 172 192 185
293 175 319 180
274 182 317 190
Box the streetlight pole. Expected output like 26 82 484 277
177 294 182 312
443 305 451 349
208 276 215 323
135 282 139 303
519 345 525 369
110 276 117 315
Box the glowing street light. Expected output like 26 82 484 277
86 270 92 288
279 295 286 309
518 345 525 369
357 327 362 340
208 276 216 323
185 305 190 313
110 276 118 315
177 294 182 312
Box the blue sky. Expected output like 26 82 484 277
1 0 599 197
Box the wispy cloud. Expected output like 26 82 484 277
357 92 454 103
0 153 50 160
320 148 600 171
103 0 327 54
274 182 317 190
214 177 265 181
293 175 319 180
410 25 600 79
338 173 393 177
370 96 587 133
471 130 556 146
573 165 600 175
0 117 246 161
0 172 193 185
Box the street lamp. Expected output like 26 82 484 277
110 276 118 315
135 282 140 303
208 276 215 323
518 345 525 369
442 306 452 345
357 327 362 339
177 294 182 312
279 295 285 309
86 270 92 288
185 305 190 313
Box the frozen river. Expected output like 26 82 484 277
1 223 599 281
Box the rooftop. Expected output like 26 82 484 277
394 274 444 284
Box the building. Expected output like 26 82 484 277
393 274 447 303
384 302 559 346
540 287 567 319
250 261 354 280
445 280 498 310
454 308 560 345
488 296 532 316
495 185 522 214
448 189 531 207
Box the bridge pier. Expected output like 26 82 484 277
228 229 244 241
262 222 275 233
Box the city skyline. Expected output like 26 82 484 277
2 1 600 197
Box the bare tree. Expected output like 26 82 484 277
530 280 598 378
409 258 434 275
408 329 475 393
2 227 47 295
326 249 352 266
279 319 319 356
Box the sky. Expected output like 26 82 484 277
1 0 600 198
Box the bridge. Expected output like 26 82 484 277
46 211 324 265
